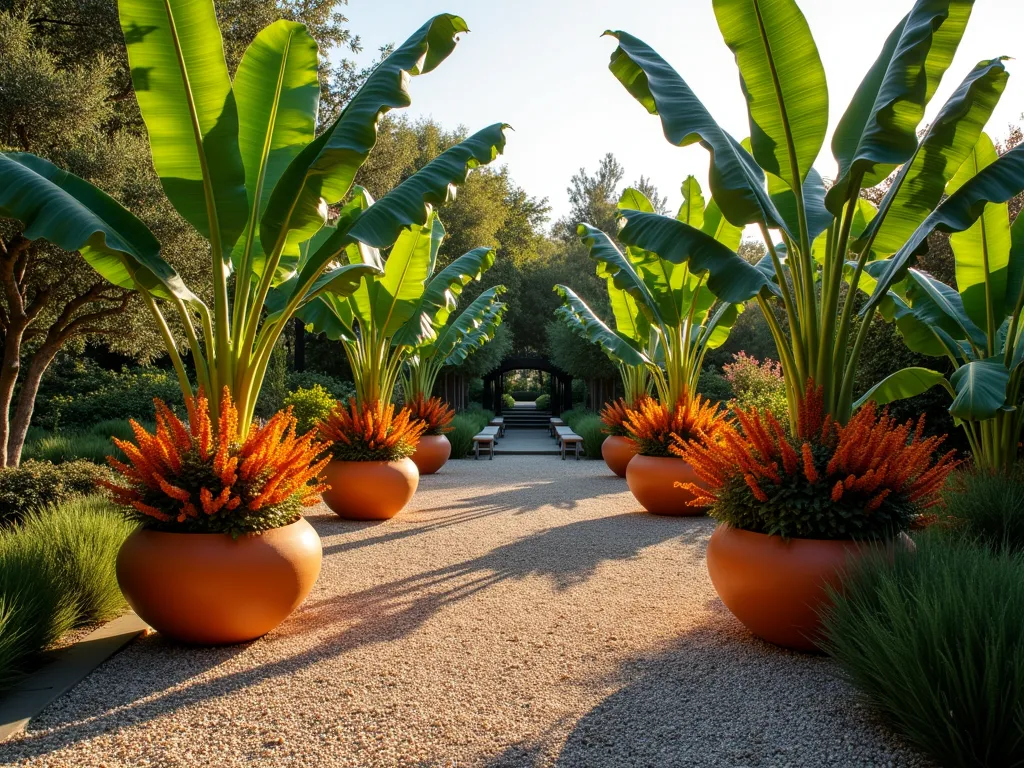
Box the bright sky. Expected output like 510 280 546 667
339 0 1024 226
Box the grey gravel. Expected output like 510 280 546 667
0 457 932 767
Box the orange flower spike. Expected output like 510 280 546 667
801 443 818 484
744 474 769 502
154 474 192 503
831 480 845 502
131 500 173 523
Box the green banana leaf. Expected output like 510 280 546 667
347 123 509 248
827 0 975 213
676 176 704 228
260 14 468 260
368 215 446 338
767 168 832 243
232 19 320 284
859 57 1008 257
905 269 988 350
854 367 953 408
554 285 649 368
948 133 1012 332
578 223 665 329
604 30 790 236
0 153 199 305
712 0 827 192
119 0 248 256
435 289 507 365
949 357 1010 420
865 143 1024 313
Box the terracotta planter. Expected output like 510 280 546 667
602 435 637 477
411 435 451 475
706 524 903 652
625 454 707 515
320 457 419 520
116 517 322 645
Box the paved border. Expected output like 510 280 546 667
0 613 149 742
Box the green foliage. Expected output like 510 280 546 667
821 533 1024 768
21 433 118 465
722 352 788 421
560 407 599 432
546 319 617 381
575 416 606 458
88 419 148 442
254 341 289 419
283 385 337 435
0 497 134 685
286 371 356 402
501 393 515 409
510 390 543 401
34 361 183 432
448 414 485 459
942 467 1024 552
697 368 732 403
535 394 551 410
0 460 111 526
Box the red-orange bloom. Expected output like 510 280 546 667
623 396 727 457
405 395 455 436
319 399 427 461
101 388 331 531
600 398 635 437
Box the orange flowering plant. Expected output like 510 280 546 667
623 395 726 457
600 399 633 438
100 389 330 536
319 399 426 462
406 395 455 437
671 386 959 541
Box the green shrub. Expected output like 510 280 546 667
575 416 606 458
942 467 1024 552
286 371 356 401
283 385 337 435
535 393 551 410
449 415 483 459
0 497 133 685
88 418 153 442
21 433 118 465
560 407 598 432
0 460 112 526
462 405 495 431
697 367 733 403
502 393 515 409
821 533 1024 768
722 351 787 421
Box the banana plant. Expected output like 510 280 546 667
293 201 504 404
854 132 1024 473
0 3 505 433
401 286 508 401
603 0 1024 431
558 182 772 406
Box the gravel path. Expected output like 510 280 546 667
2 457 930 767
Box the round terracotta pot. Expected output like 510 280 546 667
116 517 322 645
625 454 707 515
411 435 451 475
320 457 419 520
706 524 904 652
602 435 637 477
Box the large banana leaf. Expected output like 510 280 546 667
432 287 507 363
701 197 743 250
905 269 988 350
347 123 509 248
854 367 952 408
768 168 832 243
865 144 1024 313
617 209 777 304
444 302 506 366
949 357 1009 420
1005 208 1024 316
260 14 468 260
607 279 650 345
948 133 1012 332
0 153 198 304
826 0 975 213
368 215 446 337
712 0 827 192
578 223 664 329
391 245 496 348
859 58 1008 257
232 20 320 283
604 31 789 236
676 176 705 228
554 285 649 368
119 0 248 256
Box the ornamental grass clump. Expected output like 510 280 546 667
406 395 454 437
624 396 724 458
101 389 330 536
318 399 426 463
672 386 958 540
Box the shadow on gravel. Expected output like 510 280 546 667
318 474 634 557
483 617 928 768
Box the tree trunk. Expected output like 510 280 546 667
0 328 25 467
7 343 60 467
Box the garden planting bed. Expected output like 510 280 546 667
1 457 930 767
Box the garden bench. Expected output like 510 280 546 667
554 425 574 445
481 425 500 441
488 417 505 437
560 432 583 460
472 433 495 460
549 417 565 437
